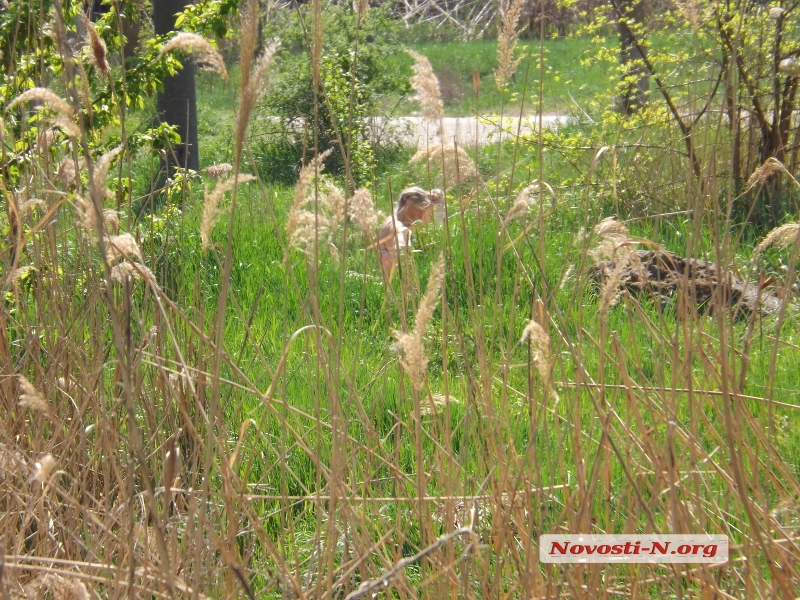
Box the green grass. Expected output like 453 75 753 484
6 23 800 597
401 37 607 115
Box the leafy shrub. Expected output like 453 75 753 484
254 6 411 186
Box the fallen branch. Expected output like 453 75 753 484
344 509 477 600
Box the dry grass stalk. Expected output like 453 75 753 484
33 453 57 483
754 223 800 258
18 375 50 416
19 198 45 217
419 393 460 416
6 87 73 118
348 188 383 236
406 49 443 123
494 0 525 90
82 14 109 76
110 261 156 285
202 163 234 180
104 232 143 264
410 144 479 183
392 253 445 391
158 33 228 82
92 145 123 203
236 40 280 152
520 320 554 386
200 173 257 250
589 218 643 315
503 181 555 225
746 157 787 189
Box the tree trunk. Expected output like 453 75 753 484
154 0 199 171
618 0 648 114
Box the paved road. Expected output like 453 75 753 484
367 114 572 148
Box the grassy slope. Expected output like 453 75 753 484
185 53 800 591
399 37 606 115
167 63 800 580
5 30 799 597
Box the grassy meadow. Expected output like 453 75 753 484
3 5 800 599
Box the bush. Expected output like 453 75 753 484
254 6 411 186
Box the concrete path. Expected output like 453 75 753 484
367 114 572 148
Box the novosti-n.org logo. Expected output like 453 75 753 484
540 534 728 563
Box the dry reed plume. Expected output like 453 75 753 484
92 145 123 201
104 232 144 264
504 180 556 225
410 144 479 184
202 162 234 180
753 223 800 258
18 198 45 218
19 574 89 600
494 0 525 90
285 149 346 257
17 375 50 416
110 260 157 285
745 157 800 190
391 253 445 391
82 14 109 77
33 454 57 484
589 217 644 315
158 32 228 82
6 87 73 118
200 173 257 250
406 49 444 123
348 188 384 236
236 40 280 154
419 393 460 416
49 115 80 139
74 146 122 238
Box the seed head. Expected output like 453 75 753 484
349 188 382 235
494 0 525 90
18 375 50 416
406 49 443 123
158 33 228 82
201 173 257 250
746 157 787 189
753 223 800 258
391 253 445 391
82 15 109 76
105 233 143 264
34 454 57 483
410 144 478 184
7 88 73 118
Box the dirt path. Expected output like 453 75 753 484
369 114 571 148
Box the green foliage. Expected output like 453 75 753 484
533 1 800 222
256 6 411 186
0 0 233 196
175 0 240 38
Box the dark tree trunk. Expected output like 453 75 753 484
618 0 648 114
154 0 198 171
